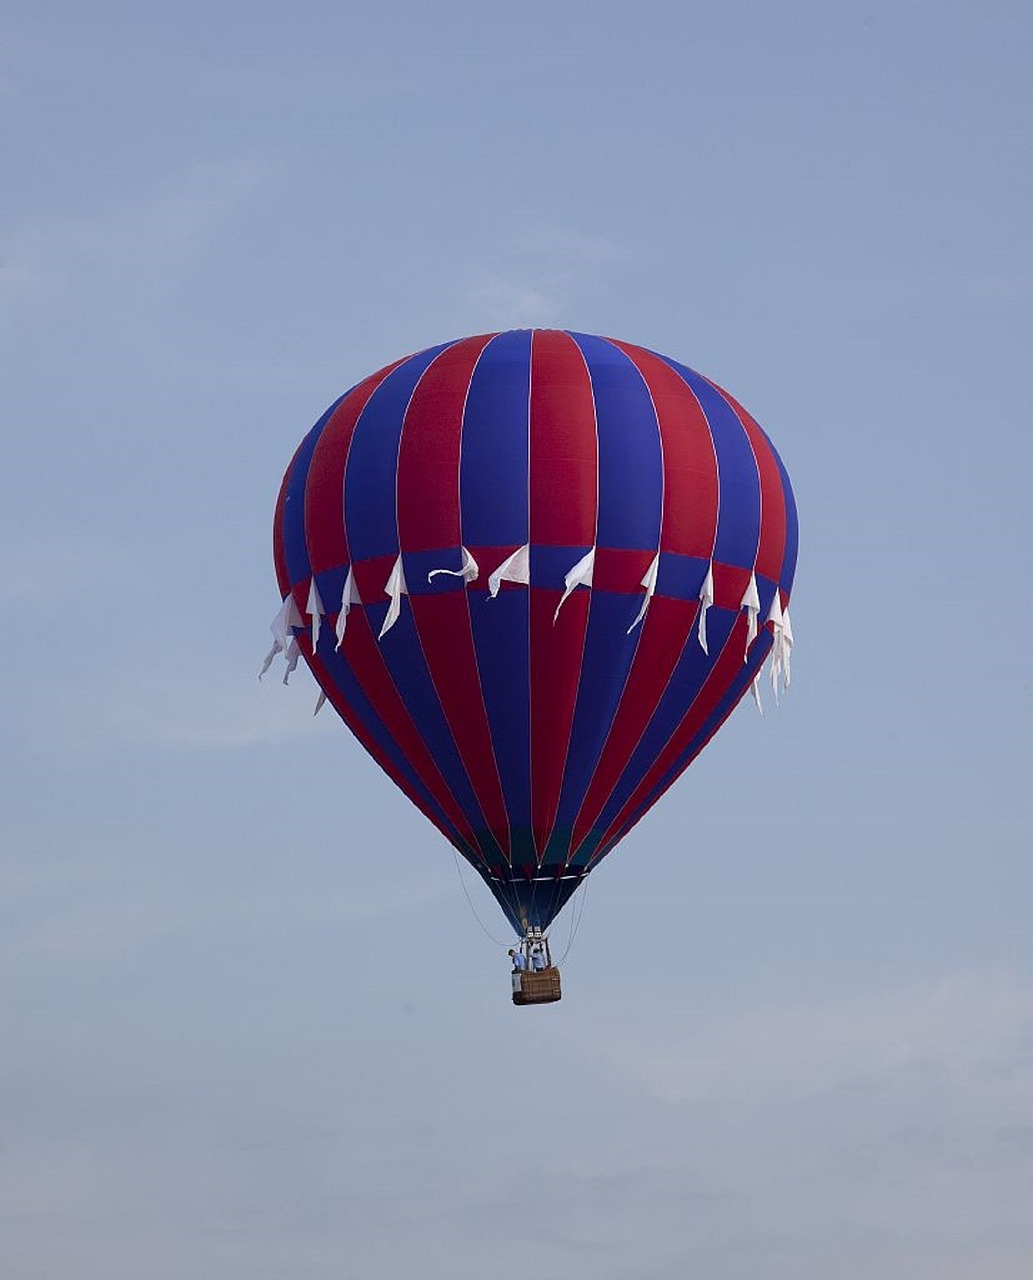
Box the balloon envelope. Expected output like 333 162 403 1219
273 330 797 933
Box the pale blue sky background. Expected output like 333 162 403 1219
3 2 1032 1276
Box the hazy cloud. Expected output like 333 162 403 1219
1 154 272 322
589 972 1033 1106
465 225 632 327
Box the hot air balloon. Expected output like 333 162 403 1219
266 330 797 1004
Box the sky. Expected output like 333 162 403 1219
2 1 1032 1276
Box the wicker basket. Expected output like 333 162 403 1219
512 967 562 1006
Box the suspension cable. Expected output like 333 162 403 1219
450 848 513 947
555 874 590 967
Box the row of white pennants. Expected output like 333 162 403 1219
262 544 793 716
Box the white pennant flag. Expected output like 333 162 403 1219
627 552 660 634
697 563 714 655
750 673 764 716
766 589 785 699
260 595 302 679
766 586 784 632
428 546 479 585
741 571 761 660
781 606 794 690
313 690 327 716
307 577 324 652
379 555 408 639
488 544 530 598
335 567 362 650
282 636 300 685
554 548 595 623
259 641 278 680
